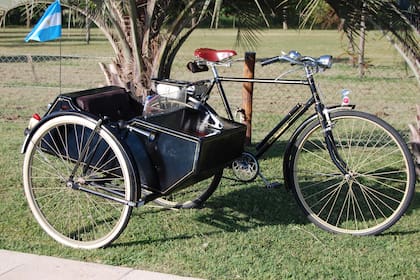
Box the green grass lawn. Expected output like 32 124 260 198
0 28 419 279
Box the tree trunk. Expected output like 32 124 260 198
0 11 6 28
85 17 91 44
25 4 31 28
347 30 357 67
358 3 366 78
409 105 420 175
68 9 72 30
282 5 288 30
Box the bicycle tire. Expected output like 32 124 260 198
23 114 135 249
152 170 223 209
288 110 415 235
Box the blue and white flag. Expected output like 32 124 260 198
25 0 62 42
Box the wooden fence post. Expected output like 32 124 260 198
242 52 256 145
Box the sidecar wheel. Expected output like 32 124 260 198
23 114 135 249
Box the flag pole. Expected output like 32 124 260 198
59 0 62 94
23 0 63 93
59 38 62 94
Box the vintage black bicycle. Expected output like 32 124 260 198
21 48 416 249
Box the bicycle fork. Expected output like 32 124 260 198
319 107 349 177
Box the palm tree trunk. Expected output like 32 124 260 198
347 30 357 67
85 0 90 44
128 0 145 96
0 11 6 28
282 4 288 30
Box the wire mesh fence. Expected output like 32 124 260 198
0 54 112 90
1 30 418 139
171 52 419 138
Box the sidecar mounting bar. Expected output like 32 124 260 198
69 182 145 207
126 124 156 141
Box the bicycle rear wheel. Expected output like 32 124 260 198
23 114 135 249
288 110 415 235
152 170 222 209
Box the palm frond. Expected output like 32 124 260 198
235 28 261 51
301 0 419 63
298 0 324 29
222 0 273 49
253 0 270 28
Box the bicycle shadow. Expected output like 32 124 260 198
190 139 309 232
112 181 308 248
114 180 419 248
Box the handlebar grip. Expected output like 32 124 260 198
261 56 280 66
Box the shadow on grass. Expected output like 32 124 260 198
381 229 419 236
382 186 420 236
245 139 288 161
195 183 308 233
112 182 308 248
406 183 420 213
118 172 420 248
114 180 420 248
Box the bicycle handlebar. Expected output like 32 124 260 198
260 56 281 66
261 51 333 70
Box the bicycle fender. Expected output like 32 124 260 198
122 130 159 193
282 105 353 190
21 111 97 154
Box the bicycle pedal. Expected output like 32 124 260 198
266 182 282 189
258 171 281 189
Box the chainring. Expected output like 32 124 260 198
231 152 259 182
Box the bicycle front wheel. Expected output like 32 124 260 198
289 110 415 235
23 114 135 249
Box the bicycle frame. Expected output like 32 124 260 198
197 62 349 176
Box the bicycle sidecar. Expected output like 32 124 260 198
21 85 245 248
23 85 246 201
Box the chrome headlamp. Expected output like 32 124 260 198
317 55 333 69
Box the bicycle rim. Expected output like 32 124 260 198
23 115 134 249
